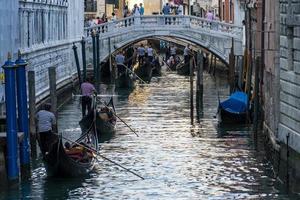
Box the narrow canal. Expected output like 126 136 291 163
1 68 296 199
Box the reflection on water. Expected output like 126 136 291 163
1 70 298 200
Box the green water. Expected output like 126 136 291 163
1 69 298 200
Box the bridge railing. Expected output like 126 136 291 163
84 15 243 38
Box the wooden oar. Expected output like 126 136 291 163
59 134 145 180
97 98 140 137
118 63 147 84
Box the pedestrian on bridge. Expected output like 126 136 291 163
81 78 96 117
132 4 140 16
162 3 170 15
139 3 144 15
36 103 56 155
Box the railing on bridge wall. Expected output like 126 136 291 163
83 15 243 67
84 15 243 39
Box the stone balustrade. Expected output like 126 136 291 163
84 15 243 65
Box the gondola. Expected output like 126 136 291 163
167 55 181 71
39 125 98 177
133 59 153 83
218 91 249 123
151 56 162 76
116 68 135 89
80 97 117 142
176 62 190 76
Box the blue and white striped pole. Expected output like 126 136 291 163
2 53 19 181
15 51 30 166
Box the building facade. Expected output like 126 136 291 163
279 0 300 155
0 0 84 117
246 0 300 192
219 0 245 26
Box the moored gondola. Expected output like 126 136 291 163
39 126 98 177
218 91 249 123
80 97 117 142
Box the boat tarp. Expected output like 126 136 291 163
220 92 248 114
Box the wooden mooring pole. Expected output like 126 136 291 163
196 51 203 119
96 33 100 92
108 37 115 84
28 71 37 158
253 57 260 149
48 67 57 131
229 38 235 94
81 37 87 81
72 43 82 86
213 55 217 76
92 32 97 82
190 58 194 125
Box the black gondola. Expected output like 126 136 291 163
134 59 153 83
80 97 117 142
167 55 181 71
218 91 249 124
176 62 190 76
116 64 135 89
151 56 162 76
39 126 98 177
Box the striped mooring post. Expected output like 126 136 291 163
2 53 19 181
15 51 30 167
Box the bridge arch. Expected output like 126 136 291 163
85 15 243 65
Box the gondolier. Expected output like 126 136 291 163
81 78 96 117
36 103 56 155
115 51 126 76
184 44 190 66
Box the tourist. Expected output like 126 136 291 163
36 103 56 155
124 4 129 18
206 10 214 22
132 4 140 16
178 4 183 15
96 17 101 24
139 3 144 15
87 18 96 27
162 3 170 15
81 78 96 117
137 44 146 64
101 13 108 23
115 51 126 76
111 12 117 21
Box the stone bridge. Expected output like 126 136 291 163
84 15 243 64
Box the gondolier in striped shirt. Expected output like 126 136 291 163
81 77 96 117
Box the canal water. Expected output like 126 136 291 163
1 68 298 199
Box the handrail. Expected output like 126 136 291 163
84 15 243 38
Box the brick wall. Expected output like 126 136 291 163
279 0 300 153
